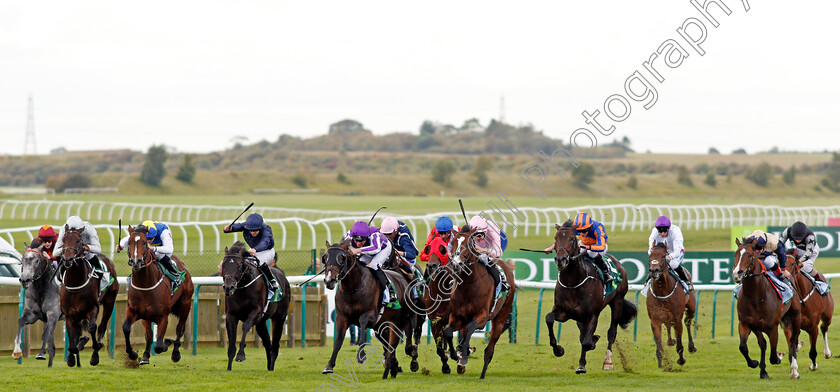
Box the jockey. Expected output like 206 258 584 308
647 216 692 291
345 221 398 308
748 229 791 282
572 212 612 284
34 225 59 265
379 217 419 275
468 215 509 298
780 221 826 285
53 216 111 291
223 214 279 292
117 220 182 291
419 216 460 261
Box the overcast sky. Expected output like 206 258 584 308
0 0 837 156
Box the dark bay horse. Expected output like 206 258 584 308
787 252 833 371
122 226 195 365
399 257 425 373
647 243 697 368
420 237 458 374
545 221 637 374
733 237 801 379
222 242 291 371
14 242 62 367
446 226 516 379
58 226 118 367
322 240 412 379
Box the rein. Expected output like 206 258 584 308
648 251 679 300
62 259 96 292
223 253 262 293
24 249 53 283
554 232 596 290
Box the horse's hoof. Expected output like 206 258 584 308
127 350 138 361
442 363 451 374
791 372 800 379
677 358 686 366
322 366 334 374
689 345 697 354
809 363 818 371
172 350 181 363
748 359 759 368
90 354 99 366
760 372 770 379
576 366 587 374
553 345 565 357
12 351 22 360
36 352 47 360
668 339 676 346
825 351 833 359
457 364 466 374
94 342 104 351
140 357 150 365
235 353 246 362
410 360 419 373
771 355 782 365
67 355 76 367
78 337 89 351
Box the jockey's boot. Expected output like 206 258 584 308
91 255 111 291
372 268 391 304
676 265 694 291
593 254 614 284
257 262 280 292
811 269 825 283
160 255 182 291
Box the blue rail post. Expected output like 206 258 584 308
109 306 116 358
535 288 545 345
426 321 432 345
730 295 735 337
509 291 518 344
694 292 700 337
633 290 641 341
711 291 718 339
17 288 25 364
64 327 68 361
192 284 201 355
301 284 307 348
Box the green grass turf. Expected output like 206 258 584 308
3 287 840 391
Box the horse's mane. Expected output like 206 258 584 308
742 236 756 246
653 242 667 250
133 225 150 236
229 241 248 254
29 237 45 250
459 225 472 234
561 219 573 228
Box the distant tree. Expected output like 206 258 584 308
176 154 196 183
677 166 693 186
337 172 351 184
621 136 633 152
472 155 493 188
627 175 638 189
140 145 168 186
292 171 308 188
745 162 773 186
768 146 780 154
572 163 595 188
708 147 720 154
704 173 717 187
420 120 437 136
782 165 796 185
732 148 747 155
475 171 489 187
329 119 370 135
431 160 456 185
822 152 840 192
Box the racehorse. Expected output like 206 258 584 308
322 240 413 379
787 251 833 371
221 242 291 371
58 226 119 367
647 242 697 368
732 237 801 379
544 220 637 374
421 237 458 374
13 241 62 367
122 226 195 365
445 226 516 379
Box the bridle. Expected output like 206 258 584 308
552 227 594 289
325 245 356 283
127 234 156 270
61 230 87 268
648 247 678 300
23 249 52 283
222 252 260 294
734 245 763 282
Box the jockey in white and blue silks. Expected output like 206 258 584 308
344 221 397 307
647 215 692 291
117 220 182 291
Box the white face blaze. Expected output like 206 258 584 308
452 237 465 265
651 259 659 266
133 236 141 260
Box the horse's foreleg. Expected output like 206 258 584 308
685 293 697 353
443 325 457 362
603 300 624 371
87 307 101 366
755 331 769 379
738 322 757 369
769 326 782 365
674 317 686 366
236 312 258 363
65 319 81 368
479 314 507 379
820 299 833 359
153 316 170 354
456 321 479 374
225 315 238 371
323 316 348 374
139 320 152 365
808 326 819 371
255 321 272 371
546 308 565 358
432 319 451 374
170 302 190 363
13 311 38 360
122 309 139 361
576 316 599 374
44 312 60 367
269 312 287 371
781 317 800 379
651 320 664 368
97 288 117 344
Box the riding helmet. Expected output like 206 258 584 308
244 213 264 231
790 221 808 241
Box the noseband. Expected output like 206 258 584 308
23 249 52 282
222 253 260 294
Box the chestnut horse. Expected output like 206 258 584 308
420 237 458 374
787 251 833 371
322 240 413 379
122 226 195 365
732 237 801 379
58 226 118 367
647 243 697 368
445 226 516 379
545 220 637 374
221 242 291 371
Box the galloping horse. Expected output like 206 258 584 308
732 237 801 379
400 258 425 373
222 242 291 371
647 242 697 368
14 241 62 367
446 226 516 379
545 220 637 374
421 237 458 374
322 240 413 379
58 226 118 367
787 251 833 371
122 226 195 365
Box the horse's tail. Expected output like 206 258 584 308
618 298 638 329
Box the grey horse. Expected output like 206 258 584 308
13 242 63 367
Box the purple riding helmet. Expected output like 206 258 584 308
655 216 671 233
